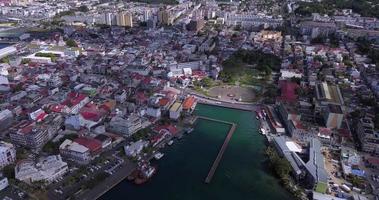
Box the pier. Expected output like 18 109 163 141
195 116 237 184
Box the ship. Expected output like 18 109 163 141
154 152 164 160
134 163 157 185
168 140 174 146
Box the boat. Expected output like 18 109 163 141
134 164 157 185
186 128 194 134
168 140 174 146
127 170 139 181
260 128 266 135
154 152 164 160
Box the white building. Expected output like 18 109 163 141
0 46 17 59
15 155 68 184
124 140 149 157
108 114 142 136
146 107 161 118
59 139 91 165
169 102 182 120
0 177 9 191
0 141 16 169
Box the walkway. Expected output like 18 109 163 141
194 116 237 184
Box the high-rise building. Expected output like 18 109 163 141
104 13 117 26
158 9 173 25
117 12 133 27
0 141 16 169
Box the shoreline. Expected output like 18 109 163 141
78 159 137 200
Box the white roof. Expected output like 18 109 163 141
0 76 9 85
285 141 302 153
59 139 88 153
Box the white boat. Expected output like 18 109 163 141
260 128 266 135
186 128 194 134
168 140 174 146
154 152 164 160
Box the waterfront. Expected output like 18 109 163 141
101 104 292 200
0 43 11 49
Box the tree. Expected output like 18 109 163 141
0 56 10 64
65 39 77 47
78 5 89 12
201 77 213 88
3 164 15 179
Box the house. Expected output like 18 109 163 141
52 92 90 114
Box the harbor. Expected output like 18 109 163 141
100 104 292 200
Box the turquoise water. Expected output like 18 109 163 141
101 104 292 200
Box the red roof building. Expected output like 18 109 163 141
278 80 299 103
74 137 102 153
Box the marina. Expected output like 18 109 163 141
101 104 292 200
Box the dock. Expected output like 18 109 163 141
194 116 237 184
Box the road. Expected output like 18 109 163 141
78 159 137 200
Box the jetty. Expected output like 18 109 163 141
194 116 237 184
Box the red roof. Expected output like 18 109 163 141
62 92 87 107
279 80 299 103
153 124 178 135
159 98 169 106
50 104 65 113
74 137 102 152
183 96 196 110
367 157 379 166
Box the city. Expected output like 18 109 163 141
0 0 378 199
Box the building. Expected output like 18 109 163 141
299 21 337 38
59 139 91 165
0 109 13 131
51 92 90 115
10 122 50 150
186 19 205 32
158 9 173 25
357 118 379 154
182 96 197 113
315 82 344 107
146 106 161 118
15 155 68 184
0 45 17 59
0 141 16 169
117 12 133 27
169 102 182 120
108 114 142 136
273 136 328 193
0 177 8 191
322 104 344 129
104 13 117 26
124 140 149 157
94 134 112 149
